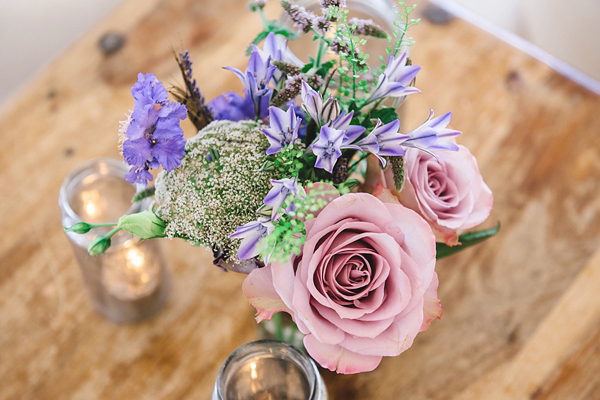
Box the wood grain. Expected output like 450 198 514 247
1 0 600 399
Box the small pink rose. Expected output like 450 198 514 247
400 146 493 244
243 193 441 374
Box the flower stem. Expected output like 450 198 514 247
347 152 369 173
105 227 122 239
315 37 326 68
273 312 285 341
258 8 269 28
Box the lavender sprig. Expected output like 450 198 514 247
171 50 213 130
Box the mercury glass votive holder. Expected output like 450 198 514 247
212 340 328 400
59 158 170 324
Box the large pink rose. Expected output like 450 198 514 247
400 146 493 244
242 193 441 374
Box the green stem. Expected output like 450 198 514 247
105 227 122 239
315 37 326 68
347 152 370 173
394 4 412 57
258 8 269 29
90 223 117 228
287 323 297 344
273 312 284 341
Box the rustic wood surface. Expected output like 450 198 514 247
1 0 599 399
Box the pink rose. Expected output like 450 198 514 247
242 193 441 374
400 146 493 244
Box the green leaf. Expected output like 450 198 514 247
246 30 270 55
436 224 500 259
368 107 399 124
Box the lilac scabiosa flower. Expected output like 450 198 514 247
311 126 345 173
123 73 187 185
262 106 301 155
230 217 274 260
355 119 410 166
366 53 421 105
208 89 269 121
224 50 276 118
402 110 461 157
263 177 304 218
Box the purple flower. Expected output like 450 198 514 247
366 53 421 105
208 90 269 121
402 110 461 157
263 177 303 218
262 106 301 155
355 119 410 166
224 50 276 118
311 126 345 173
230 217 274 260
328 110 366 145
122 73 187 185
300 81 340 127
252 32 303 82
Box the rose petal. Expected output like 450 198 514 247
303 335 383 374
340 297 424 357
242 265 291 323
420 272 442 332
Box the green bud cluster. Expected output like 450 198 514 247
272 144 305 178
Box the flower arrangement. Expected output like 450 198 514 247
66 0 498 374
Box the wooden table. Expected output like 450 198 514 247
1 0 599 398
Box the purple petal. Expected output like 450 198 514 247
269 106 288 132
429 111 452 129
123 138 152 167
223 66 246 86
153 136 186 171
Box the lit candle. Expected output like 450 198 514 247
59 158 170 324
212 340 328 400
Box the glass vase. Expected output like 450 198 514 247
257 312 305 350
59 158 170 324
280 0 406 70
212 340 327 400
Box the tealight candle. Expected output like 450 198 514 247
212 340 328 400
59 158 170 324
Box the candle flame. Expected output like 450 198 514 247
126 247 145 271
250 361 258 380
82 190 100 218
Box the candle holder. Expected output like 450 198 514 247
212 340 328 400
59 158 170 324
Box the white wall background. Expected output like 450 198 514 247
0 0 599 106
0 0 123 107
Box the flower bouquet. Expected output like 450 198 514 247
66 0 498 374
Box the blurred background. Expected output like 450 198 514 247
0 0 599 106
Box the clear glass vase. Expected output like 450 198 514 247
59 158 170 324
280 0 405 70
212 340 327 400
257 312 305 349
